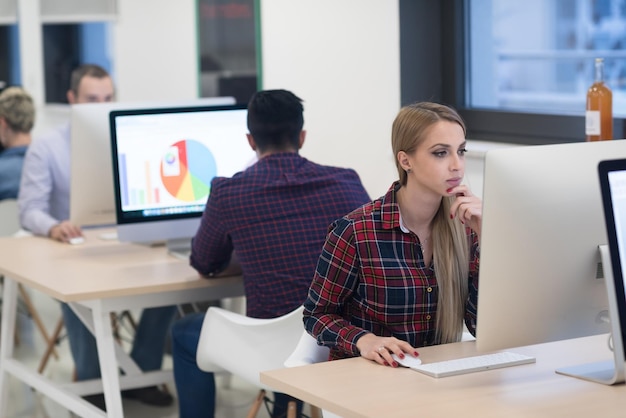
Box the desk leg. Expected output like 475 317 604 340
0 277 17 415
91 301 124 417
70 303 142 376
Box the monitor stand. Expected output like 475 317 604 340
166 238 192 261
555 245 625 385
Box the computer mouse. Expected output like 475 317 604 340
392 353 422 369
68 236 85 245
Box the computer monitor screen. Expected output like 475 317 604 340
70 97 236 227
109 104 255 250
598 158 626 367
476 140 626 353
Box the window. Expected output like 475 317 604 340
0 25 19 88
197 0 258 104
468 0 626 116
43 22 112 103
431 0 626 144
3 0 115 105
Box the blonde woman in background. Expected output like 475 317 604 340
0 86 34 200
303 102 482 365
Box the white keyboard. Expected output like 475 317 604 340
168 249 191 260
412 351 536 378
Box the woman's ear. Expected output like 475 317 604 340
397 151 411 171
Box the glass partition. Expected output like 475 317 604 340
197 0 258 104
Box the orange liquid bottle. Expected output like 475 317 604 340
586 58 613 141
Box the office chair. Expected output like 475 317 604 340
0 199 20 236
196 305 305 418
284 331 336 418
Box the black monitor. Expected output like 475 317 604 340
595 158 626 384
109 103 255 255
70 97 235 228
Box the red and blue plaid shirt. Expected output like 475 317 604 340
304 182 480 360
190 153 370 319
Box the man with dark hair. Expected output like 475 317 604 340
18 63 176 410
67 64 111 101
171 89 371 418
245 89 304 151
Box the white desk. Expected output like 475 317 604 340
0 229 244 417
261 334 626 418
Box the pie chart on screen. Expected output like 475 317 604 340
160 139 216 201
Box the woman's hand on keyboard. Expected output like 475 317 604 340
356 333 419 367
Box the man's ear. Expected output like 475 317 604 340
66 89 76 104
246 133 257 151
298 130 306 149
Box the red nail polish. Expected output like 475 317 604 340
414 351 419 356
392 361 398 368
399 353 405 359
450 214 453 219
446 188 453 193
384 361 389 366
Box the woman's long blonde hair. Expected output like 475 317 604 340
392 102 470 344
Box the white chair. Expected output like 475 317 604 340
462 332 476 341
196 305 305 418
461 324 476 341
0 199 19 236
284 331 339 418
284 330 329 368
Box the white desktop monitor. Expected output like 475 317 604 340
476 140 626 356
109 103 255 253
70 97 236 227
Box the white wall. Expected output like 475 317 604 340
32 0 199 136
259 0 401 198
30 1 502 198
112 0 198 102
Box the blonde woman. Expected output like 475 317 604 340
303 102 482 366
0 86 34 200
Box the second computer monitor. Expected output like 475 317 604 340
109 103 255 251
70 97 235 227
476 140 626 353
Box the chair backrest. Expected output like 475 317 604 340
0 199 20 237
284 330 329 368
196 305 305 388
284 331 340 418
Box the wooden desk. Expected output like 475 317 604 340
0 229 244 418
261 334 626 418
